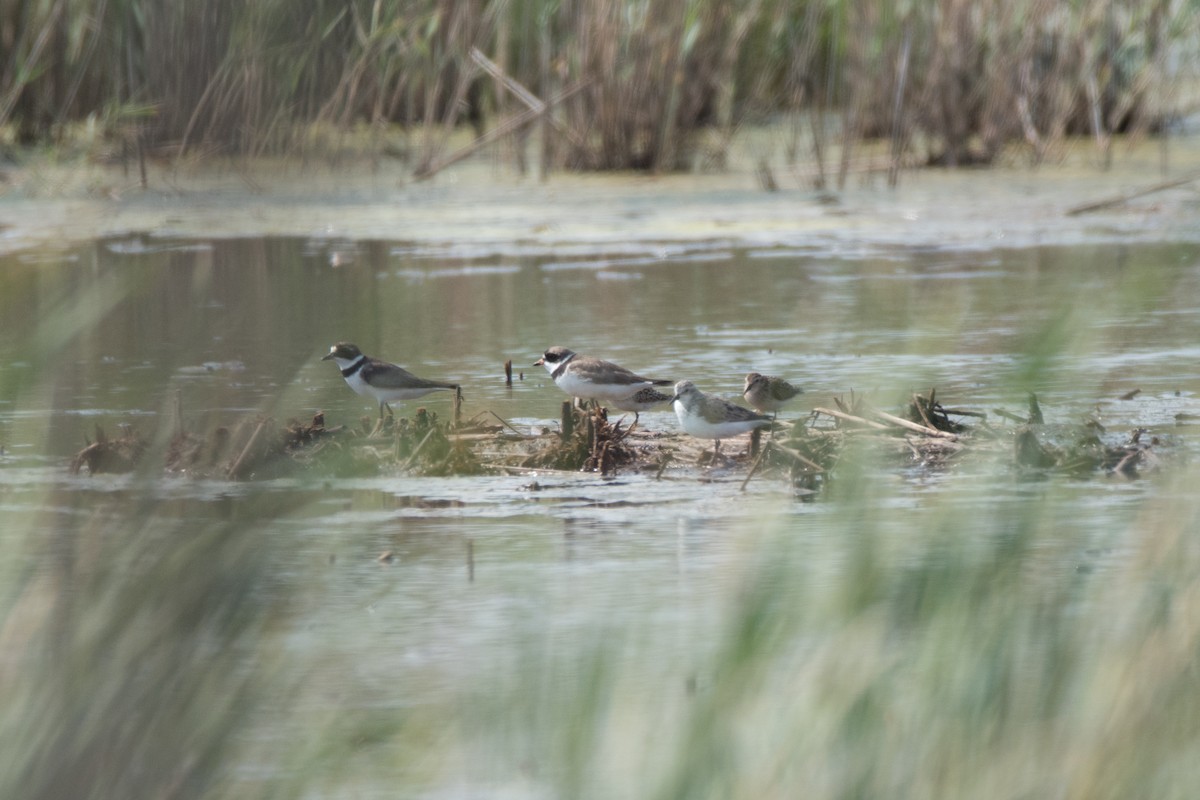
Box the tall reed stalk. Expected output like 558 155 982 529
0 0 1196 174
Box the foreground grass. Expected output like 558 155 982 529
444 470 1200 799
3 453 1199 797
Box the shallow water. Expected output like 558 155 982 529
3 235 1199 538
2 233 1200 794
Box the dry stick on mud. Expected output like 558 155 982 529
487 410 524 437
413 82 590 181
870 407 959 440
812 406 890 431
227 418 268 479
771 442 826 473
400 429 438 472
1066 170 1200 216
913 392 935 430
740 444 770 491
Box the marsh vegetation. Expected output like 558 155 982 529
3 0 1197 182
4 3 1200 793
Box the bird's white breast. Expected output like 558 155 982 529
674 399 765 440
343 369 376 399
556 369 649 402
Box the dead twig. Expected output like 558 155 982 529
992 407 1028 424
913 392 935 430
488 410 525 437
1066 170 1200 216
227 418 268 479
414 81 590 181
399 428 437 471
870 407 958 440
812 406 890 431
740 444 769 491
941 407 988 419
770 442 826 473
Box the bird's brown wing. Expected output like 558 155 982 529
361 359 457 390
700 395 770 425
572 357 671 387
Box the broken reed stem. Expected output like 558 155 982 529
740 443 769 491
771 442 826 473
486 410 524 437
941 408 988 419
992 408 1028 424
813 406 890 431
913 393 935 430
870 407 958 440
227 418 268 479
504 359 513 387
400 428 437 471
470 47 587 154
1112 450 1139 475
413 81 590 181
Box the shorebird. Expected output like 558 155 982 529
534 346 672 414
669 380 773 462
322 342 458 419
743 372 803 417
607 386 673 425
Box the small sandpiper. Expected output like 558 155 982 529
323 342 459 419
669 380 773 461
535 346 672 413
742 372 803 417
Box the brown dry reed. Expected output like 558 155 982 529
1 0 1196 178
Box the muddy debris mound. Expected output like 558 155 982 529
71 412 360 479
70 424 148 475
67 389 1172 486
515 405 641 475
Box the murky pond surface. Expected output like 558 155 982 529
2 229 1200 794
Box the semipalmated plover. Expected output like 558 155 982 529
534 346 672 410
670 380 773 460
743 372 803 417
323 342 458 418
608 386 673 425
